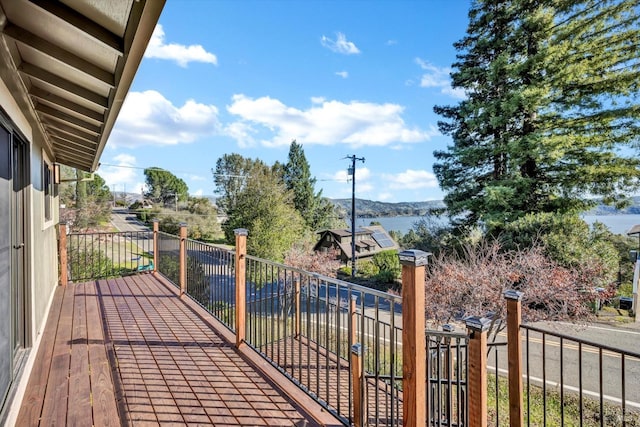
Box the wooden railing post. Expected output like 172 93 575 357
399 249 431 427
466 316 491 427
152 219 159 273
58 222 68 286
349 294 366 426
505 290 524 427
349 294 358 349
234 228 248 348
179 223 187 296
351 343 365 427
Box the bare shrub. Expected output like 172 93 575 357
284 244 341 278
425 241 600 339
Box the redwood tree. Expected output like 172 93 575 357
434 0 640 232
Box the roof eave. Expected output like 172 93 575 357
92 0 165 172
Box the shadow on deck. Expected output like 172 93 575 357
16 273 340 426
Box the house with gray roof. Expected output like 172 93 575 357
313 224 399 264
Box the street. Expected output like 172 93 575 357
111 208 150 232
490 321 640 410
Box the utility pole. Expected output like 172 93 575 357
346 155 365 277
168 193 178 211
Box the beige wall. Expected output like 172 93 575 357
29 144 59 338
0 77 59 344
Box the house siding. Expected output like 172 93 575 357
0 77 59 420
30 145 59 337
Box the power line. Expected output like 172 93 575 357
98 163 247 179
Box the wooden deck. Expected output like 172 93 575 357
16 273 340 426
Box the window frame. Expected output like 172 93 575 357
42 156 53 224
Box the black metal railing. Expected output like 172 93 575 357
242 254 404 426
427 329 469 427
67 230 153 281
185 238 236 329
157 231 180 287
486 340 508 426
520 324 640 427
65 227 640 427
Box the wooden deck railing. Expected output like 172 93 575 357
58 221 640 427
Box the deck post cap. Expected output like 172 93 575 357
234 228 248 236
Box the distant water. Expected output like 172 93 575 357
356 214 640 235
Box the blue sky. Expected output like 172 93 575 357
101 0 472 203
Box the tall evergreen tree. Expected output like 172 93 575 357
434 0 640 232
283 140 318 226
282 140 338 230
75 169 89 229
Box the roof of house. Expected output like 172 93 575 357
0 0 165 171
315 225 399 260
322 227 374 238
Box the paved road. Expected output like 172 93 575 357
109 208 153 265
111 208 150 232
490 321 640 410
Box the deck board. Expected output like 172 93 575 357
15 286 65 425
16 273 339 426
39 283 74 426
86 280 120 427
68 282 92 426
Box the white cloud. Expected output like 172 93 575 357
382 169 439 190
386 40 398 46
321 32 360 55
415 58 465 99
98 154 141 193
145 24 217 67
226 95 437 148
111 90 219 147
192 189 204 196
188 175 206 181
223 121 257 148
335 71 349 79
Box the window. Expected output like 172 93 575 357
43 160 52 221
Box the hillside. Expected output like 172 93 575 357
330 197 640 218
330 198 445 218
586 196 640 215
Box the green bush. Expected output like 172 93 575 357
356 260 379 276
501 213 618 287
618 282 633 297
372 250 400 276
338 266 352 276
374 270 398 285
69 248 118 280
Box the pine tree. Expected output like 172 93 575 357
144 168 189 206
434 0 640 232
283 140 326 230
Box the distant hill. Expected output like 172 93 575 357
586 196 640 215
330 196 640 218
330 198 445 218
